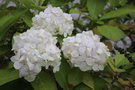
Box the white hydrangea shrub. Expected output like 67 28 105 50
32 5 74 37
11 29 61 82
62 31 110 71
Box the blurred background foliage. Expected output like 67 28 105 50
1 0 135 90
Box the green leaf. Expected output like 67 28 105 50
115 52 129 67
68 68 83 86
57 35 64 47
74 83 92 90
96 21 104 25
109 0 127 7
69 8 81 14
108 57 125 72
87 0 106 20
18 0 37 9
128 76 135 86
130 12 135 20
113 81 122 88
33 0 45 6
23 11 33 27
129 69 135 86
39 0 45 6
119 0 127 6
109 0 119 7
0 69 19 86
130 69 135 77
0 8 28 41
0 78 33 90
7 62 14 69
31 71 57 90
100 6 135 20
80 0 87 8
50 0 72 6
0 45 10 55
103 78 113 84
54 57 71 90
82 73 94 90
98 25 125 41
93 76 106 90
131 53 135 59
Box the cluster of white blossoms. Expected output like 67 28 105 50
32 5 74 37
62 31 110 71
11 5 111 82
11 29 61 81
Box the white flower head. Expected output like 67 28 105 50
32 5 74 37
62 31 110 71
11 29 61 82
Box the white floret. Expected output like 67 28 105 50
32 5 74 37
11 29 61 82
62 31 110 71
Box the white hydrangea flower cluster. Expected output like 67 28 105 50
32 5 74 37
11 29 61 82
11 5 111 82
62 31 110 71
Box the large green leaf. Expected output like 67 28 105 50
74 83 92 90
23 11 33 27
82 73 94 90
68 68 83 86
100 6 135 20
115 52 129 67
87 0 106 20
31 71 57 90
54 57 71 90
0 8 28 41
93 76 106 90
0 69 19 86
98 25 125 41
